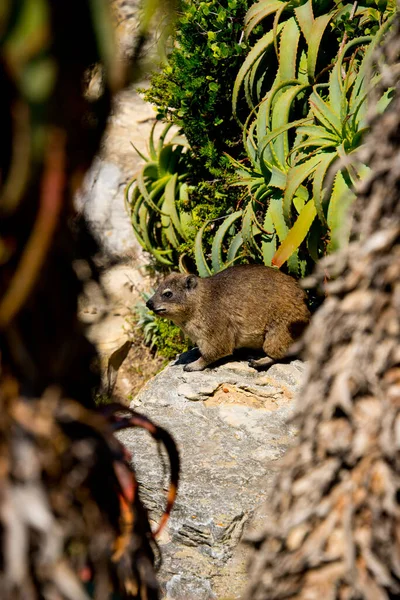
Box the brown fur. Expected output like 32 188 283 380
146 265 310 371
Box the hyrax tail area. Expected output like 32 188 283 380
249 315 308 370
146 265 310 371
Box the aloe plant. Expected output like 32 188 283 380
128 0 396 278
211 0 397 275
125 122 195 266
194 210 246 276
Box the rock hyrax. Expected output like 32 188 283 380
146 265 310 372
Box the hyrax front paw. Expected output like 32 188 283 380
183 357 208 372
248 356 274 370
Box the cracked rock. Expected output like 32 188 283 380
166 575 216 600
117 352 306 598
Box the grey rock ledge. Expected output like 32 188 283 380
117 351 306 599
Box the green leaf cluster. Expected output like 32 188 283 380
217 0 397 276
142 0 251 176
134 291 190 359
128 0 252 271
128 0 396 279
125 122 195 266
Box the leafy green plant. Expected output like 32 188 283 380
125 122 195 266
197 0 397 276
133 290 190 359
133 0 253 272
129 0 396 278
194 210 245 276
142 0 251 176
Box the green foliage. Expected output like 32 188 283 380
129 0 396 279
142 0 251 176
153 318 190 359
331 0 397 40
128 0 252 270
134 291 190 359
94 392 113 406
194 210 244 276
125 122 195 266
176 176 246 270
215 0 397 276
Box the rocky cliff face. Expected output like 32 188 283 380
75 0 165 260
75 86 155 260
75 2 159 373
117 354 306 599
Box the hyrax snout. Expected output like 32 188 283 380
146 265 310 372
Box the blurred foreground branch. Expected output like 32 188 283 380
0 1 178 598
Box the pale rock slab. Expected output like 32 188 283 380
117 352 306 599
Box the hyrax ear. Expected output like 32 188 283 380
185 275 198 290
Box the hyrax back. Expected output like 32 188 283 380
146 265 310 371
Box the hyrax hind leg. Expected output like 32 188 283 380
249 322 293 370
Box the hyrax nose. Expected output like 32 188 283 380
146 298 154 311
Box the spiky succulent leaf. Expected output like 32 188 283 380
272 200 316 267
233 25 284 117
327 170 357 252
283 155 320 225
244 0 284 37
227 231 245 264
194 222 212 277
211 211 243 272
261 204 276 266
125 126 193 267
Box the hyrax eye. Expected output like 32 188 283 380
162 290 173 299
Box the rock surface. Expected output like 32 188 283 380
75 85 156 260
75 0 178 390
117 352 306 599
80 261 151 352
76 72 159 375
75 158 138 259
75 0 167 260
78 260 157 398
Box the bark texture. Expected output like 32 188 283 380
246 17 400 600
